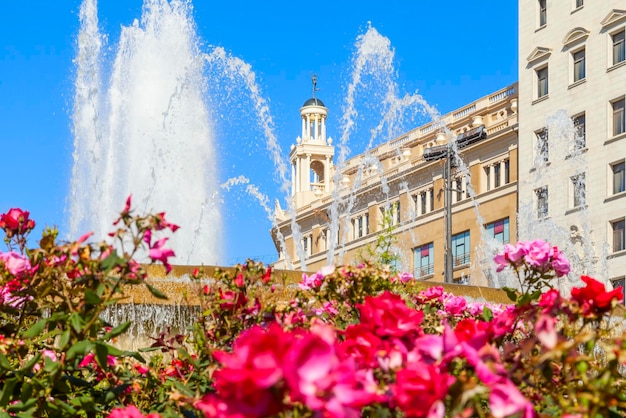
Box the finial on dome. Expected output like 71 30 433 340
311 73 319 99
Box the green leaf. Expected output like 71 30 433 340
58 330 71 351
482 306 493 321
94 342 109 370
145 283 168 300
21 319 47 339
101 251 124 272
0 353 13 371
84 289 102 305
102 321 131 340
66 340 93 361
502 287 519 303
69 313 84 333
0 377 18 407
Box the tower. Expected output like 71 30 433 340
290 76 335 208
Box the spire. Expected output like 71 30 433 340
311 73 319 99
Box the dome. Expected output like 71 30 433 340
302 97 325 107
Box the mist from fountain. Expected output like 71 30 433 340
324 25 445 267
69 0 223 265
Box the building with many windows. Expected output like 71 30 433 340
272 85 519 286
518 1 626 289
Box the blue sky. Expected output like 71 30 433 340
0 1 518 265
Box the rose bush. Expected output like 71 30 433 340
0 204 625 417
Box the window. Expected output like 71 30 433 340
484 166 491 191
536 129 549 162
573 49 585 82
394 202 400 225
612 219 625 252
538 0 547 27
352 214 369 239
486 218 510 244
573 114 586 149
416 188 434 215
536 67 549 98
575 0 583 8
452 231 470 266
572 173 586 207
303 235 312 258
413 243 434 278
612 161 625 194
613 30 625 66
611 278 625 305
494 164 501 188
429 189 434 212
536 186 549 218
612 98 625 136
455 178 463 202
504 160 510 184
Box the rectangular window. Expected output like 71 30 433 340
537 67 549 98
452 231 470 266
573 114 586 149
358 216 363 238
572 173 586 207
486 218 510 244
365 213 370 235
613 30 625 66
538 0 547 27
429 189 434 212
575 0 583 8
484 166 491 191
455 178 463 202
613 98 625 136
610 278 625 305
612 219 625 252
536 129 549 162
394 202 400 225
613 161 625 194
504 160 510 184
494 163 501 188
413 243 434 278
573 49 585 82
536 186 549 218
420 191 427 215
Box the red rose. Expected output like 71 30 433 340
358 291 424 338
393 362 454 417
0 208 35 237
571 275 623 317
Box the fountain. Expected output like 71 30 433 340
69 0 223 265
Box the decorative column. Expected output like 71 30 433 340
305 154 311 191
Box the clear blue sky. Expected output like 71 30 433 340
0 1 518 265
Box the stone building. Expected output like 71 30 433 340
518 1 626 288
272 84 519 286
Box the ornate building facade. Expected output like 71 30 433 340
518 1 626 288
272 84 519 286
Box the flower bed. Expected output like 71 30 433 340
0 201 625 417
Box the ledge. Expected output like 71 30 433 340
532 95 550 105
604 191 626 203
565 205 587 215
607 250 626 260
605 132 626 146
607 60 626 73
568 78 586 90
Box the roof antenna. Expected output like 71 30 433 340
311 73 319 99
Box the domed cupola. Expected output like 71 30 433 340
299 75 329 144
290 75 335 208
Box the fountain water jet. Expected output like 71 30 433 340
69 0 222 265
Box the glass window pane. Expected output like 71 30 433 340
613 31 625 65
573 50 585 81
614 99 625 136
